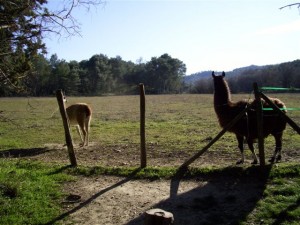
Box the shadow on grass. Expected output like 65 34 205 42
0 148 50 158
127 165 272 225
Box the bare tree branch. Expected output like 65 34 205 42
279 3 300 10
40 0 104 38
0 0 105 92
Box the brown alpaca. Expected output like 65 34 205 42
212 71 287 164
64 97 92 147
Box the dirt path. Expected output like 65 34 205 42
33 142 300 168
2 143 299 224
56 171 267 225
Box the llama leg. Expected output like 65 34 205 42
85 116 91 146
247 139 258 164
270 132 283 163
80 127 87 147
236 135 245 164
75 125 84 143
85 125 89 146
77 121 86 147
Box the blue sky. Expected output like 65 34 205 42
45 0 300 75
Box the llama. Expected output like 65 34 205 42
212 71 287 164
64 97 92 147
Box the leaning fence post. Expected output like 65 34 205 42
179 101 253 169
56 89 77 167
139 83 147 168
253 83 265 168
260 92 300 134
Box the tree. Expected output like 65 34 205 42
144 54 186 94
67 60 81 95
192 78 212 93
54 60 71 93
0 0 103 93
108 56 128 93
123 61 146 94
82 54 110 95
25 54 51 96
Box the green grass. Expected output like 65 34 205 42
1 94 299 153
0 159 73 225
0 94 300 224
244 163 300 225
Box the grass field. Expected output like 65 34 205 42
0 94 300 162
0 93 300 224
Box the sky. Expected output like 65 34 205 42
44 0 300 75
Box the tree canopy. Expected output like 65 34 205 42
0 53 186 96
1 0 298 96
0 0 102 93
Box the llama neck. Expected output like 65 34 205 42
214 80 231 107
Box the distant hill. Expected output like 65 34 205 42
186 59 300 93
184 71 212 84
184 65 263 84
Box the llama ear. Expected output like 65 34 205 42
222 71 225 77
212 71 215 78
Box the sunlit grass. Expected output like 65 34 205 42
0 94 299 224
0 159 73 225
244 163 300 224
1 94 299 157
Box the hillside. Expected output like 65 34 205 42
184 65 262 84
185 60 300 93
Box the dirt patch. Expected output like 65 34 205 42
3 142 299 224
54 172 267 225
34 141 300 168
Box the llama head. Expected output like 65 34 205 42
212 71 225 78
63 95 68 103
212 71 229 95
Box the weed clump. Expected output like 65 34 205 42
0 182 18 198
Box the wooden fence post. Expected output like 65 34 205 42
139 83 147 168
253 83 265 167
56 90 77 167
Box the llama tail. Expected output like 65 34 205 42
85 105 92 118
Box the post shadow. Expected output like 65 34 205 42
45 168 141 225
0 147 50 158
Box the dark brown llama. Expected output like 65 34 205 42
212 71 287 164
